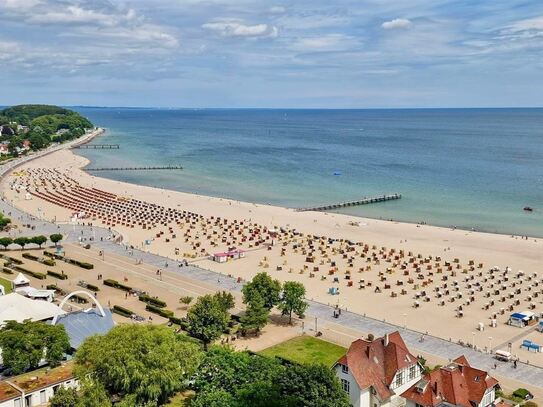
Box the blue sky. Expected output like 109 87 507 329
0 0 542 108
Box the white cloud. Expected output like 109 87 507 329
269 6 286 14
27 5 138 27
505 15 543 32
202 19 278 38
382 18 412 30
291 34 358 52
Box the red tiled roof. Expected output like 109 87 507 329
401 356 499 407
335 331 417 400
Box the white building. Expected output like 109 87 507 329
333 331 423 407
0 363 77 407
401 356 499 407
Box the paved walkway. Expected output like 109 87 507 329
1 147 542 390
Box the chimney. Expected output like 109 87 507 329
384 333 389 346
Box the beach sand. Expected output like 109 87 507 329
2 148 543 367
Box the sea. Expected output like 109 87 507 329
71 108 543 238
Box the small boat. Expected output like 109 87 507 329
523 207 533 212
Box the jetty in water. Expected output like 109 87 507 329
296 193 401 212
85 165 183 172
74 144 120 149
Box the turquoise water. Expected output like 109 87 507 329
72 108 543 237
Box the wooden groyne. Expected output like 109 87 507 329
296 193 401 212
85 165 183 171
74 144 120 149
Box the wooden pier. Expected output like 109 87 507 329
74 144 120 149
85 165 183 172
296 193 401 212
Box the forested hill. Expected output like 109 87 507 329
0 104 94 152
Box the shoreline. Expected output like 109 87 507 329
2 131 543 367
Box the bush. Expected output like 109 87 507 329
103 279 132 292
70 294 89 303
43 250 63 260
0 254 23 264
145 304 174 318
46 284 59 291
112 305 134 318
70 260 94 270
139 294 167 308
2 267 14 275
46 270 68 280
85 283 100 292
43 259 56 267
22 253 39 261
13 265 46 280
169 316 184 326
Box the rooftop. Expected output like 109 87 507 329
0 381 21 403
0 293 65 325
9 362 74 394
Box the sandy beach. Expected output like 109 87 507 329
2 146 543 367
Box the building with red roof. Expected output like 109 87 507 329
401 356 500 407
333 331 423 407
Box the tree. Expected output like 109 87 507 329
214 290 235 312
0 320 70 374
191 389 236 407
75 324 201 406
187 294 230 350
13 236 29 249
179 295 193 309
50 233 63 246
30 235 47 248
242 272 282 310
0 215 11 230
277 364 351 407
0 236 12 249
49 387 79 407
240 293 269 334
278 281 308 324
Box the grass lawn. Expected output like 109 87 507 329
0 276 12 294
260 335 346 367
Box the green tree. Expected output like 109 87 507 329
50 233 63 246
13 236 29 249
191 389 237 407
187 295 230 350
279 281 308 324
30 235 47 248
214 290 235 312
242 272 282 310
0 236 13 249
75 324 201 406
240 293 269 334
0 215 11 230
179 295 193 309
0 320 70 374
49 386 79 407
277 364 350 407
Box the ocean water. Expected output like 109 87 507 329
72 108 543 237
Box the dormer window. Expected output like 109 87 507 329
342 364 349 374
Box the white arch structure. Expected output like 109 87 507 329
52 290 106 324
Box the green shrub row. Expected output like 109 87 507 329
112 305 134 318
138 294 166 308
2 267 14 275
46 270 68 280
43 250 93 269
13 265 46 280
103 279 132 292
22 253 39 261
85 283 100 292
43 259 56 267
0 254 23 265
70 294 89 303
46 284 59 291
145 304 174 318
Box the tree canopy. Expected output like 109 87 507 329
278 281 308 324
186 293 231 349
74 324 202 406
242 272 282 310
0 320 70 374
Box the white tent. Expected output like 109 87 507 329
13 272 30 288
0 293 65 325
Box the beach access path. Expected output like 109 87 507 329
0 198 541 391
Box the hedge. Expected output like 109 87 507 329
0 255 23 265
47 270 68 280
13 265 46 280
71 294 89 303
46 284 59 291
22 253 39 261
112 305 134 318
2 267 14 275
139 294 166 308
43 250 63 260
145 304 174 318
169 316 184 326
103 279 132 292
85 283 100 292
43 251 94 269
43 259 56 267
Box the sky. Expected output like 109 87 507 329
0 0 542 108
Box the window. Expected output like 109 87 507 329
395 372 403 387
341 379 350 394
40 390 46 404
409 365 417 380
14 398 22 407
342 364 349 374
